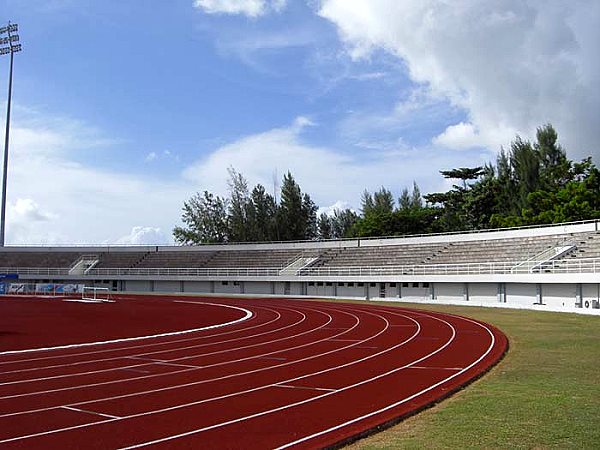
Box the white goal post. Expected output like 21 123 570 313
81 286 114 303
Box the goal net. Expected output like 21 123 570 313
81 286 114 303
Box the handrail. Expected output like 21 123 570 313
2 256 599 277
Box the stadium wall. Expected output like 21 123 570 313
2 220 599 315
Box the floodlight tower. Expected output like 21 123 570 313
0 22 22 247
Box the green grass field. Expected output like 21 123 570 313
342 302 600 449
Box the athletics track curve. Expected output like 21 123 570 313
0 295 508 449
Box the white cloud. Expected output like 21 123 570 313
183 117 484 210
116 226 171 245
5 111 188 245
145 151 157 162
433 122 481 150
317 200 353 217
193 0 286 17
319 0 600 158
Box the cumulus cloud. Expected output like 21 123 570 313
116 226 171 245
5 111 188 245
432 122 481 150
317 200 354 217
183 117 484 210
193 0 286 17
318 0 600 158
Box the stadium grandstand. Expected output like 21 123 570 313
1 220 599 314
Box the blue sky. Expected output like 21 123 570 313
0 0 598 245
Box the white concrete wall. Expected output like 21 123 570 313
435 283 465 302
399 282 430 301
244 281 273 295
289 282 304 295
124 280 152 292
307 282 336 297
154 281 182 293
336 283 367 298
506 283 537 306
214 281 242 294
183 281 212 293
469 283 498 305
542 283 576 308
582 284 600 310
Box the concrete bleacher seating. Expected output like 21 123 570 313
0 252 80 268
135 251 216 268
313 244 445 268
0 227 598 274
95 252 150 269
206 249 302 268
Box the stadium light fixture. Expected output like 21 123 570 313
0 21 22 247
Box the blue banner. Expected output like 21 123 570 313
0 273 18 280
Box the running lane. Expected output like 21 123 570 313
0 297 508 449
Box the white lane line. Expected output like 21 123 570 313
61 406 121 420
0 307 307 387
273 384 337 393
0 305 325 403
327 339 361 342
0 305 370 440
0 304 275 368
126 358 204 370
408 366 464 371
256 357 287 361
0 306 279 377
116 311 448 449
120 368 151 374
275 316 498 449
0 302 253 356
3 305 453 448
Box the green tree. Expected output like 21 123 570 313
250 184 277 241
318 213 333 239
173 191 229 244
227 167 252 242
331 208 359 238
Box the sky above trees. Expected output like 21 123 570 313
0 1 598 245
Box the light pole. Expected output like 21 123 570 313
0 22 22 247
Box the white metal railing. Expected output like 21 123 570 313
0 266 282 277
2 257 600 278
297 257 600 276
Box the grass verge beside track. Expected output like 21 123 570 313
340 302 600 449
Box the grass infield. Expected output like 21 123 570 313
340 302 600 449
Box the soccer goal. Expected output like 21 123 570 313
81 286 114 303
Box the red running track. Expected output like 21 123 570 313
0 295 508 449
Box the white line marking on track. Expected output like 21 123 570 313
0 302 253 356
0 307 307 386
3 305 488 450
0 304 276 368
0 306 370 439
120 368 151 374
273 384 337 392
409 366 463 371
275 316 497 449
0 305 325 402
126 357 205 370
117 311 462 449
61 406 121 420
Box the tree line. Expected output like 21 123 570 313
173 168 357 244
174 124 600 244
